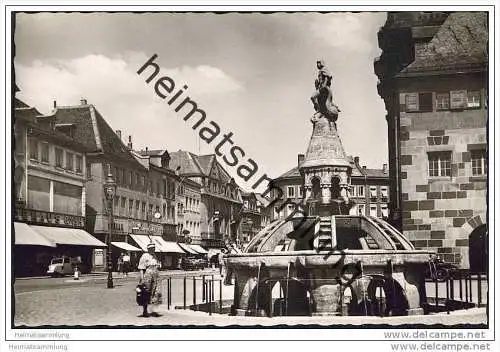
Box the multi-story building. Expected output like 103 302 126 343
53 100 184 269
170 151 243 248
179 178 202 245
374 12 488 270
13 96 105 276
240 192 264 244
270 154 389 221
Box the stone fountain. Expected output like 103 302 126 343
225 60 432 317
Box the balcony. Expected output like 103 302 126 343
241 207 260 216
14 206 85 228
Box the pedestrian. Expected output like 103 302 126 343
137 242 162 317
117 254 124 276
122 252 131 277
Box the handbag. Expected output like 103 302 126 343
135 284 149 306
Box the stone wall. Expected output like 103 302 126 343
398 76 487 268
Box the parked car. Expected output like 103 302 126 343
425 256 458 282
47 256 87 277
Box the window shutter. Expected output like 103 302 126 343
419 92 433 112
450 90 467 109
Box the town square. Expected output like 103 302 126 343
2 6 496 351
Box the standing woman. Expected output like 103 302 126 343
138 242 162 317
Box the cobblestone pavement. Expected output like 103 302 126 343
14 274 232 326
13 275 488 327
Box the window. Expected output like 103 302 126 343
29 138 39 160
358 185 365 197
141 176 146 188
40 143 49 163
369 186 377 198
135 200 140 218
358 204 365 216
86 163 92 179
467 90 481 108
156 182 160 197
287 204 295 217
163 204 166 218
128 171 133 186
471 150 487 176
450 90 467 109
142 202 146 219
419 92 433 112
287 186 295 198
436 92 450 110
370 204 378 217
65 152 73 171
380 186 388 199
121 197 126 213
405 93 419 112
75 155 83 174
55 148 63 168
135 173 140 186
298 186 304 198
128 199 134 217
381 204 389 218
428 152 452 177
114 167 120 184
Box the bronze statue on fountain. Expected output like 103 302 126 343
310 60 340 125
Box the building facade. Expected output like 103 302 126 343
240 192 263 244
271 154 389 221
375 12 488 270
53 100 184 270
170 151 243 248
14 97 104 276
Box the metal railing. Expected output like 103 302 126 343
162 274 225 315
427 269 488 314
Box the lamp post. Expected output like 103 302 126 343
103 164 117 289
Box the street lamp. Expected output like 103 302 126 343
103 164 117 289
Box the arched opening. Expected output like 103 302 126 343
311 177 321 200
331 176 341 199
469 224 488 273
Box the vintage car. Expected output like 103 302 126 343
47 256 85 277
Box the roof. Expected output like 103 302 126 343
276 166 301 180
14 98 30 109
255 194 271 207
401 12 488 74
136 149 167 157
169 151 233 182
54 105 143 167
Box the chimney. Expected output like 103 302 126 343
145 146 149 152
53 100 57 109
115 130 122 140
354 156 360 165
383 163 388 174
80 98 87 105
127 135 133 149
297 154 305 167
362 166 367 170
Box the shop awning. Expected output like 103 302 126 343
178 243 198 254
14 222 56 247
30 225 106 247
129 234 185 253
111 241 141 252
129 234 157 252
154 237 185 254
190 244 208 254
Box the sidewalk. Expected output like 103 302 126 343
15 268 220 281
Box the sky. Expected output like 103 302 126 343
14 12 388 191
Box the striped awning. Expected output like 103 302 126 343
130 234 184 253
